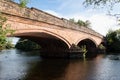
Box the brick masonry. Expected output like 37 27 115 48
0 0 104 48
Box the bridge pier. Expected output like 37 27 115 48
0 0 104 58
39 43 100 58
39 49 69 58
39 44 84 58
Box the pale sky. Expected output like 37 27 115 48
14 0 120 36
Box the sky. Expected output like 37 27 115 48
15 0 120 36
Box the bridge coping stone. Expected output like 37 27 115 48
0 0 103 38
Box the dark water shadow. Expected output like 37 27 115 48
23 59 70 80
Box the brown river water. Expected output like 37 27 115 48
0 49 120 80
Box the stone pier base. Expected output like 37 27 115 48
40 50 83 58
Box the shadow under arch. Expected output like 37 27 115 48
11 29 71 57
9 29 71 48
77 38 98 57
75 37 97 47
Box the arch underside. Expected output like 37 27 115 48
8 28 103 57
13 31 70 53
77 38 98 57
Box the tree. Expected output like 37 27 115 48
116 29 120 40
5 39 14 49
0 13 14 50
106 29 120 53
69 18 91 28
8 0 29 7
84 0 120 7
69 18 76 23
15 38 41 51
19 0 29 7
77 20 91 27
83 0 120 19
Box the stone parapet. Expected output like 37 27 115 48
0 0 103 38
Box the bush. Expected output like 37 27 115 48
106 29 120 53
15 38 41 51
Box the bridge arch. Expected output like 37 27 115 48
11 29 71 49
75 37 97 47
76 38 98 57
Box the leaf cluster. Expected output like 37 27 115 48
19 0 29 8
15 38 41 51
69 18 91 28
7 0 29 8
106 29 120 52
84 0 120 7
0 13 14 50
83 0 120 20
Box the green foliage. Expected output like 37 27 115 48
0 13 14 50
19 0 29 8
98 44 106 50
69 18 91 28
106 29 120 53
116 29 120 40
70 44 80 50
83 0 120 7
69 18 76 23
83 0 120 21
5 39 14 49
8 0 29 8
15 38 41 51
81 45 87 57
77 20 91 27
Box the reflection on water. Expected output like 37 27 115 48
0 49 40 80
24 59 69 80
0 49 120 80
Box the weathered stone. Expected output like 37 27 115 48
0 0 104 50
0 0 103 38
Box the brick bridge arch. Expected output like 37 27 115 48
75 37 98 47
0 0 104 55
5 14 103 50
13 29 71 49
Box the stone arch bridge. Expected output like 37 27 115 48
0 0 104 57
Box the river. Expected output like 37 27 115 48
0 49 120 80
